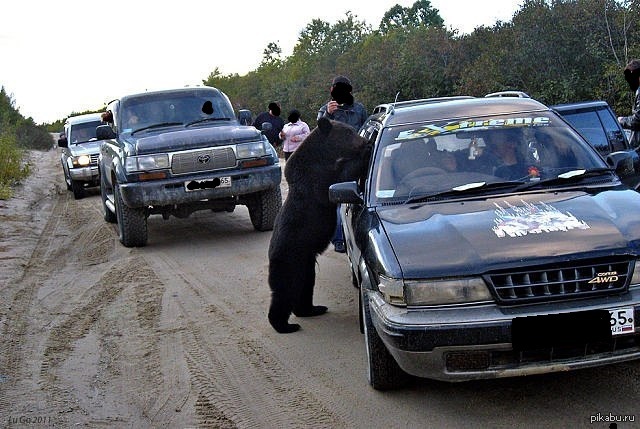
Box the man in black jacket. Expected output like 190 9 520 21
618 59 640 148
317 76 368 253
254 102 285 147
317 76 368 132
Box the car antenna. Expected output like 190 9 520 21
389 91 400 115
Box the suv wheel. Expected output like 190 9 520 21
247 187 282 231
114 183 148 247
361 288 409 390
100 174 117 224
62 162 72 190
71 179 84 200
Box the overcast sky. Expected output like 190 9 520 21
0 0 522 124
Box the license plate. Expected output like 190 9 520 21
185 176 231 192
609 308 635 336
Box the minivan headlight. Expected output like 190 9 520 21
629 260 640 288
236 142 267 158
404 277 492 306
125 154 169 172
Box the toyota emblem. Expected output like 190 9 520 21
197 154 211 164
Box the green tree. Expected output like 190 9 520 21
379 0 443 34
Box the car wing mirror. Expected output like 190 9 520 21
261 122 273 133
96 124 116 140
57 135 68 148
237 109 252 125
606 150 635 178
329 181 363 204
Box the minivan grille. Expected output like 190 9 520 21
486 258 632 304
171 147 236 175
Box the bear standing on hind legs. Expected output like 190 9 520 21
268 117 370 333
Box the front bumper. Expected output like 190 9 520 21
366 288 640 382
118 164 281 208
69 165 99 182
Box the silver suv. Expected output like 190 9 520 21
58 113 105 199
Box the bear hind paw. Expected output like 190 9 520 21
270 320 301 334
293 305 328 317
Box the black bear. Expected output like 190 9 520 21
268 117 370 333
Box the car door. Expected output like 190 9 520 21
554 102 640 190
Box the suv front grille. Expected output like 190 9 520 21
486 258 632 304
171 147 236 175
90 154 99 166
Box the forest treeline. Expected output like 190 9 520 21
204 0 640 124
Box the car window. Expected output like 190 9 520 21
69 120 101 143
371 112 605 201
120 92 235 133
559 109 610 156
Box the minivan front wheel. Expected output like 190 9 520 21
361 288 409 390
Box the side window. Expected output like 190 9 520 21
597 108 628 152
561 110 610 156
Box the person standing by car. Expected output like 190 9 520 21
317 75 368 253
279 109 310 160
317 76 368 132
253 102 285 148
618 59 640 148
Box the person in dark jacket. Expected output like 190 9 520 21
317 76 368 253
254 102 285 147
618 59 640 149
317 76 368 132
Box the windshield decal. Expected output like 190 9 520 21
493 200 589 238
396 117 550 140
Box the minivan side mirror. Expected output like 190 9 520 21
329 181 363 204
96 124 116 140
606 150 635 178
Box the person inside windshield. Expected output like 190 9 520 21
477 128 527 179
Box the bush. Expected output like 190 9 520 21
0 130 30 199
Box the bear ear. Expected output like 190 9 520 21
317 117 333 135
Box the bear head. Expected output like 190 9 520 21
284 117 370 187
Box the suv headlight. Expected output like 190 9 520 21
236 141 267 158
125 154 169 172
73 155 91 167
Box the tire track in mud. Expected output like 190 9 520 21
147 252 346 429
0 179 68 414
37 255 165 425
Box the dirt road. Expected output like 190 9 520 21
1 149 639 428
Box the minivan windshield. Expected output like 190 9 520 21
371 112 608 202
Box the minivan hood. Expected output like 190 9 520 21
378 190 640 279
129 124 263 154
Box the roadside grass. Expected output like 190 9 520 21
0 131 30 199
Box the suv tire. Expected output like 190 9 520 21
362 288 409 390
100 173 117 224
62 163 72 190
115 183 148 247
247 187 282 231
71 179 84 200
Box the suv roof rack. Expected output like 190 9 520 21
485 91 531 98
